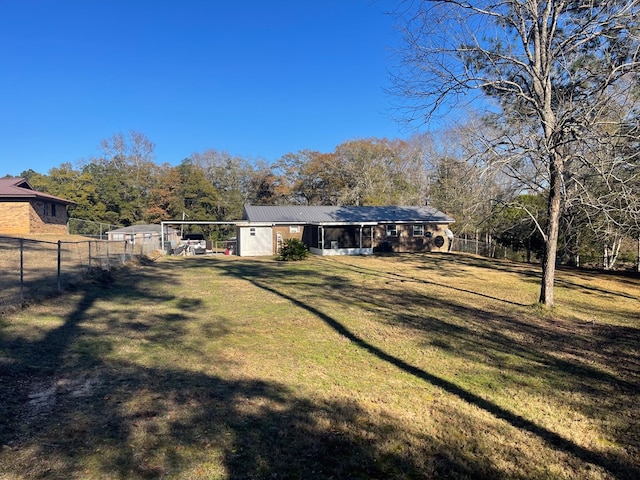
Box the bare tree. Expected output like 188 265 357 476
99 131 155 171
564 85 640 269
190 149 256 220
92 131 158 224
392 0 640 306
332 138 429 206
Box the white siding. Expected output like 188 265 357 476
238 226 273 256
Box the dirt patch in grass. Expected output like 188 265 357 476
0 253 638 479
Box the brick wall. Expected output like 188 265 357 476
374 223 451 253
273 225 304 254
0 200 68 235
0 202 31 235
30 200 68 234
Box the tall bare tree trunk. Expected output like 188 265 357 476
392 0 639 306
539 153 563 307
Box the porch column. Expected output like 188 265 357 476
359 225 363 249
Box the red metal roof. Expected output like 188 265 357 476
0 177 75 205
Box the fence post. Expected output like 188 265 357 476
20 238 24 303
57 240 62 291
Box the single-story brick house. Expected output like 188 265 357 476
236 205 455 257
0 177 74 235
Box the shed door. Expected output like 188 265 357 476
239 226 273 256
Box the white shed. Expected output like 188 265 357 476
237 223 273 256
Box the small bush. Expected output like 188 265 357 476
277 238 310 261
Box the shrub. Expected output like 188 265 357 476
277 238 310 261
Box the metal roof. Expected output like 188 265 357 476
242 205 454 224
0 177 75 205
107 224 177 234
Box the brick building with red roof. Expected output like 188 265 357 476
0 177 74 235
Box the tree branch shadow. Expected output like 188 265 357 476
2 257 638 479
215 260 639 480
1 262 514 479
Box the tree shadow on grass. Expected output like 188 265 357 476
203 257 638 390
426 252 640 302
213 259 640 480
1 261 515 479
322 256 640 350
332 272 637 387
2 359 524 479
3 256 638 478
323 254 534 307
0 263 180 442
308 258 640 450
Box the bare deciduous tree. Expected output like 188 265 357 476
392 0 640 306
190 149 256 220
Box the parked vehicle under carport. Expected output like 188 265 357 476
175 233 207 255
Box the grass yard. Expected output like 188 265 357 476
0 253 638 479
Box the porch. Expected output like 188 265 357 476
305 223 376 256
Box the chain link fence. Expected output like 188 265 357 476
452 237 526 262
0 236 152 311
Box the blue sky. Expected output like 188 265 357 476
0 0 411 177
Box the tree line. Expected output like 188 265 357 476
14 124 639 273
19 132 431 225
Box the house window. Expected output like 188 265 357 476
289 225 300 233
413 224 424 237
112 233 124 241
250 228 256 236
51 203 57 217
43 203 49 216
386 225 398 237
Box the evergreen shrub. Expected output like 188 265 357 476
277 238 310 261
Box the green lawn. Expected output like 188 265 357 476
1 253 638 479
